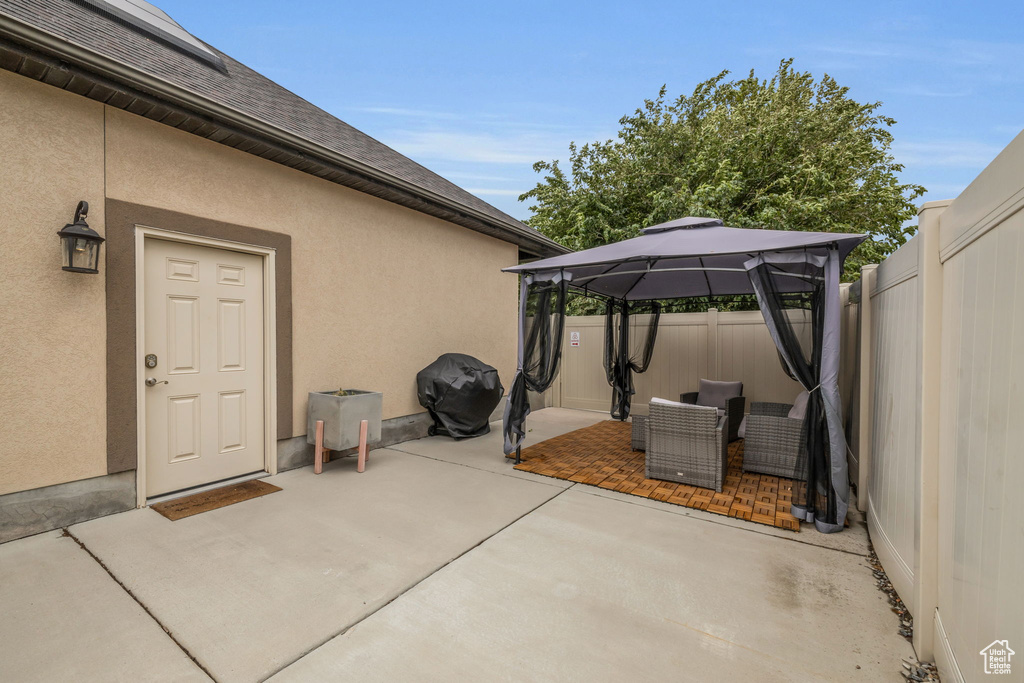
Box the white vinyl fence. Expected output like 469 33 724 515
543 130 1024 681
863 239 923 617
549 309 805 414
849 131 1024 681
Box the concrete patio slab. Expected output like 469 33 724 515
68 449 563 683
0 531 205 682
272 488 913 682
397 408 868 555
1 408 912 682
390 407 607 485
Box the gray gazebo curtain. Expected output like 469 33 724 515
744 248 848 533
603 300 661 420
502 273 569 459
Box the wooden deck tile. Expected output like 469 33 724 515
729 504 753 521
509 420 801 532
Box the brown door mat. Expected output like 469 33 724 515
151 479 282 521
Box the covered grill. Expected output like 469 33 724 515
417 353 504 439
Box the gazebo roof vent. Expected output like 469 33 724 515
642 217 724 234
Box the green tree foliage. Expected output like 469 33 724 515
520 60 925 313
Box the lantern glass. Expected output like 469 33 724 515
61 235 101 274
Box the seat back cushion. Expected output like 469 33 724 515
650 397 686 407
695 379 743 410
652 397 722 417
788 390 810 419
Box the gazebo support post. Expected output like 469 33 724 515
616 298 630 420
503 272 570 463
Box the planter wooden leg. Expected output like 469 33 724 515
357 419 369 473
314 419 325 475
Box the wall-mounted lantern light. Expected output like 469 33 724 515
57 201 104 274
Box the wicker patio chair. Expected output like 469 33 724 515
742 402 806 480
680 379 745 442
645 400 728 492
631 414 647 451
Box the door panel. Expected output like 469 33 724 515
218 390 246 452
167 395 201 462
167 296 199 373
217 299 245 371
144 238 265 497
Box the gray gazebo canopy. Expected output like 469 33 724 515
503 217 865 298
502 217 866 534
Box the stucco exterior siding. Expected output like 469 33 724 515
0 69 108 495
102 108 519 432
2 68 520 499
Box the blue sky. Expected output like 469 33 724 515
164 0 1023 221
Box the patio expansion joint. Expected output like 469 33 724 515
384 444 570 489
61 528 218 683
571 486 871 559
259 482 577 682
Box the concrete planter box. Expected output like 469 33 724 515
306 390 383 451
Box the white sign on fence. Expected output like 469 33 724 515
570 331 580 347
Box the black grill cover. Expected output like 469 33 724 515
416 353 504 439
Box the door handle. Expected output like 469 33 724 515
145 377 169 387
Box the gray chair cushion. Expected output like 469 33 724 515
696 379 743 411
655 396 724 417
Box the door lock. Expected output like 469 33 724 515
145 354 158 369
145 377 169 387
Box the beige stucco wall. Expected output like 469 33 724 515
101 108 519 435
2 67 520 495
0 71 108 495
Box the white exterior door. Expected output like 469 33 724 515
144 238 265 497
